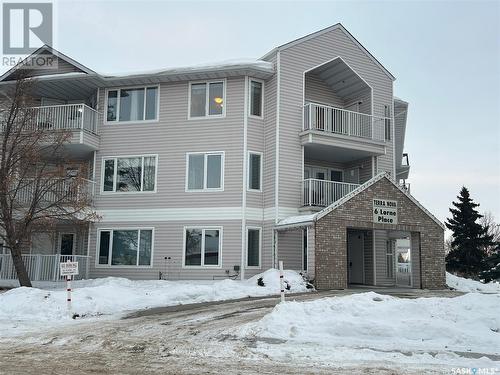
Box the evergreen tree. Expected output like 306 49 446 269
445 187 494 278
479 244 500 282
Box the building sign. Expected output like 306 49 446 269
60 261 79 276
373 199 398 224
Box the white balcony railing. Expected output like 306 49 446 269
16 178 95 205
27 104 98 134
302 178 359 207
303 103 388 142
0 254 90 281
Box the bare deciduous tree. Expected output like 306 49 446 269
480 211 500 255
0 74 98 287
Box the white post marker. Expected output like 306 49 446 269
59 260 79 317
279 260 285 303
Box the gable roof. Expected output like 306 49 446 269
262 23 395 81
276 173 444 230
0 45 96 82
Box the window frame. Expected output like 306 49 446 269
100 154 158 194
185 151 225 192
248 78 264 119
104 85 160 124
187 79 226 120
247 151 263 192
182 226 223 268
95 227 155 268
246 226 262 269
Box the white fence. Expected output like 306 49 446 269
16 178 95 205
27 104 98 134
0 254 89 281
303 103 388 142
302 178 359 207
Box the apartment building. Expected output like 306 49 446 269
0 24 446 289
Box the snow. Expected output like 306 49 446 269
238 292 500 368
446 272 500 293
277 214 316 227
0 269 310 338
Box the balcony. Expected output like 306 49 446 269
302 178 359 208
28 104 99 155
301 103 388 160
17 178 95 206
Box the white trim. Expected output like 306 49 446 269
187 79 227 120
241 77 249 280
245 226 262 269
95 227 155 268
185 151 225 192
100 154 158 194
103 85 160 124
247 151 263 192
274 51 281 223
248 78 265 119
182 226 223 268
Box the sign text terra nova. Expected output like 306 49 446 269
373 199 398 224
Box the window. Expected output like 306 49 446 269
384 105 391 141
248 152 262 191
184 227 221 267
249 80 263 117
189 81 225 118
246 227 261 268
106 86 158 122
186 152 223 191
98 229 153 266
102 155 157 193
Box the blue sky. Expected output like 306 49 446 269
4 0 500 227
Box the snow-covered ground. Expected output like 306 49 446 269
446 272 500 293
238 274 500 369
0 269 310 338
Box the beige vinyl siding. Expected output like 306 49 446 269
247 114 265 208
305 73 344 107
277 229 303 270
277 27 394 211
94 78 245 210
244 219 274 278
89 220 242 280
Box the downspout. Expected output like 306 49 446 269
240 76 249 280
273 51 281 269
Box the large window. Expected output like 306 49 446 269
246 227 261 268
98 229 153 266
249 80 263 117
184 227 221 267
248 152 262 191
186 152 224 191
106 86 158 122
103 155 157 193
189 81 225 118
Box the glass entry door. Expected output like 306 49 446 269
396 238 412 287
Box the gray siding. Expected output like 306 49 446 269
306 226 315 279
277 27 395 212
374 230 395 286
363 230 374 285
277 229 303 271
411 232 421 288
305 73 344 107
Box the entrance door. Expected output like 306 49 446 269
59 233 75 256
396 238 412 287
347 231 364 284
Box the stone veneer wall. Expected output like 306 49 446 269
314 177 445 290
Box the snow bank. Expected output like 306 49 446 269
0 269 310 337
239 292 500 367
446 272 500 293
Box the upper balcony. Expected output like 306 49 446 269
301 103 388 158
28 104 99 156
